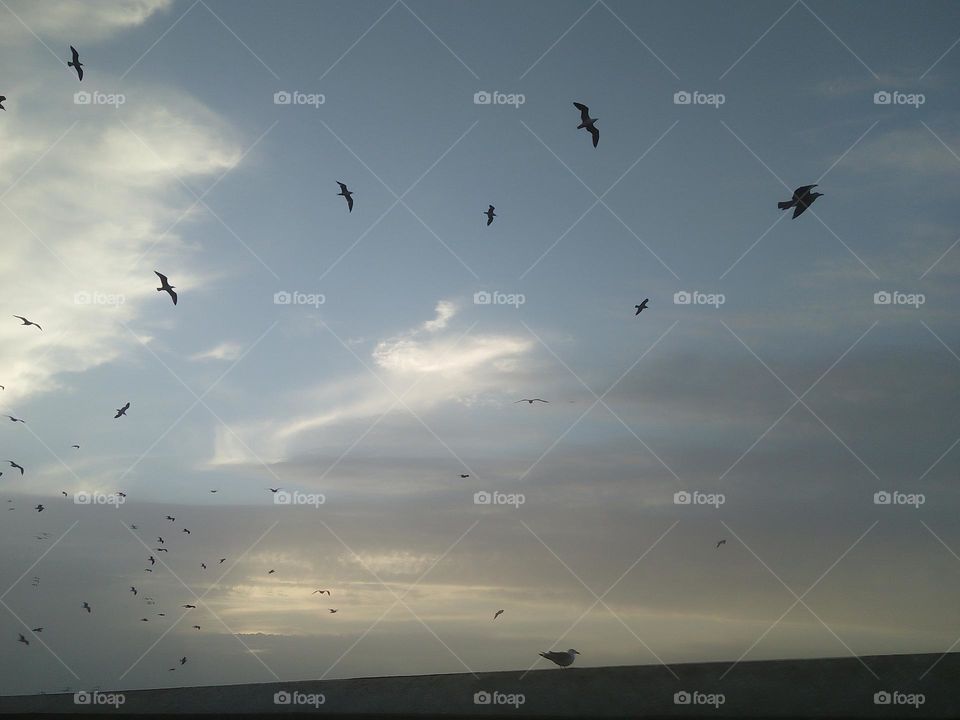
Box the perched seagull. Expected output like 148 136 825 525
573 102 599 147
634 299 649 315
165 516 175 522
13 315 41 331
493 609 504 620
778 184 822 219
130 586 138 596
484 205 496 226
67 46 84 81
328 609 338 614
539 648 580 667
7 461 24 475
34 504 44 512
0 96 6 111
336 182 354 212
311 589 330 595
82 602 91 613
515 398 549 404
182 605 196 609
17 633 28 646
114 402 130 419
716 539 726 549
459 474 470 478
154 271 177 305
5 415 24 423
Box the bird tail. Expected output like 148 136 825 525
777 201 793 210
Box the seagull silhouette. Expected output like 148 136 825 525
539 648 580 667
67 46 83 81
180 656 187 665
201 563 206 569
192 625 201 630
336 182 354 212
6 415 24 423
716 539 726 549
8 461 25 475
115 402 130 419
573 102 599 147
182 604 196 609
71 444 80 449
155 547 168 552
328 608 338 613
267 569 275 574
515 398 548 404
459 474 470 478
34 504 44 512
218 558 226 564
312 589 330 595
82 602 91 613
157 537 165 544
148 556 155 565
17 633 28 645
130 586 137 596
493 609 504 620
268 488 281 493
31 627 42 633
0 96 6 111
778 184 823 219
13 316 41 331
165 516 175 522
634 299 649 315
182 528 191 534
154 271 177 305
484 205 496 226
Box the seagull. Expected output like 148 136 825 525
82 602 91 613
182 605 196 609
165 516 175 522
573 102 599 147
71 444 80 449
459 474 470 478
130 524 138 530
182 528 191 534
267 569 275 574
8 461 24 475
218 558 226 564
634 299 649 315
328 608 338 613
716 539 726 549
268 488 281 493
130 586 137 596
0 97 6 111
180 656 187 665
515 398 549 404
144 568 153 572
148 556 155 565
209 489 218 493
61 491 68 497
778 184 823 219
13 315 41 331
193 625 201 630
155 547 168 552
484 205 496 226
539 648 580 667
6 415 24 423
312 589 330 595
34 504 44 512
140 618 149 622
67 46 83 81
201 563 206 569
154 271 177 306
17 633 28 645
115 402 130 419
336 182 354 212
157 537 165 544
493 609 504 620
31 627 42 633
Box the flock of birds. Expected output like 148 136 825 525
0 42 826 680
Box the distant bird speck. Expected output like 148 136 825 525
515 398 548 404
485 205 496 226
716 539 726 549
493 609 504 620
114 402 130 419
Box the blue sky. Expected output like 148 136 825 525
1 0 960 698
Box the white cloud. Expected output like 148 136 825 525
190 341 243 362
0 0 173 43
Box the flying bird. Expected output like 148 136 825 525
82 602 91 613
209 489 218 493
201 563 206 569
459 474 470 478
17 633 28 646
31 627 42 633
154 271 177 305
34 504 44 512
13 315 41 331
538 648 580 667
267 569 275 574
573 102 599 147
7 461 24 475
182 528 191 534
515 398 548 404
148 556 155 565
634 299 649 315
192 625 201 630
114 402 130 418
130 524 138 530
155 547 168 552
328 609 338 614
71 444 80 449
6 415 24 423
218 558 226 564
312 589 330 595
140 618 149 622
157 537 164 544
130 586 137 596
716 539 726 549
778 184 823 219
336 182 354 212
165 516 175 522
182 605 196 609
144 568 153 572
61 491 68 497
0 96 6 111
180 656 187 665
493 609 504 620
484 205 496 226
67 46 83 81
268 488 281 493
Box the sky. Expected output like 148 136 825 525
1 0 960 699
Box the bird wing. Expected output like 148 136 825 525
793 184 817 200
589 126 599 147
70 46 79 63
168 288 177 305
573 102 590 122
13 316 26 323
76 65 83 81
154 271 168 286
346 195 353 212
336 182 348 192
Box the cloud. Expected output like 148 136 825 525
0 0 173 43
190 341 243 362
